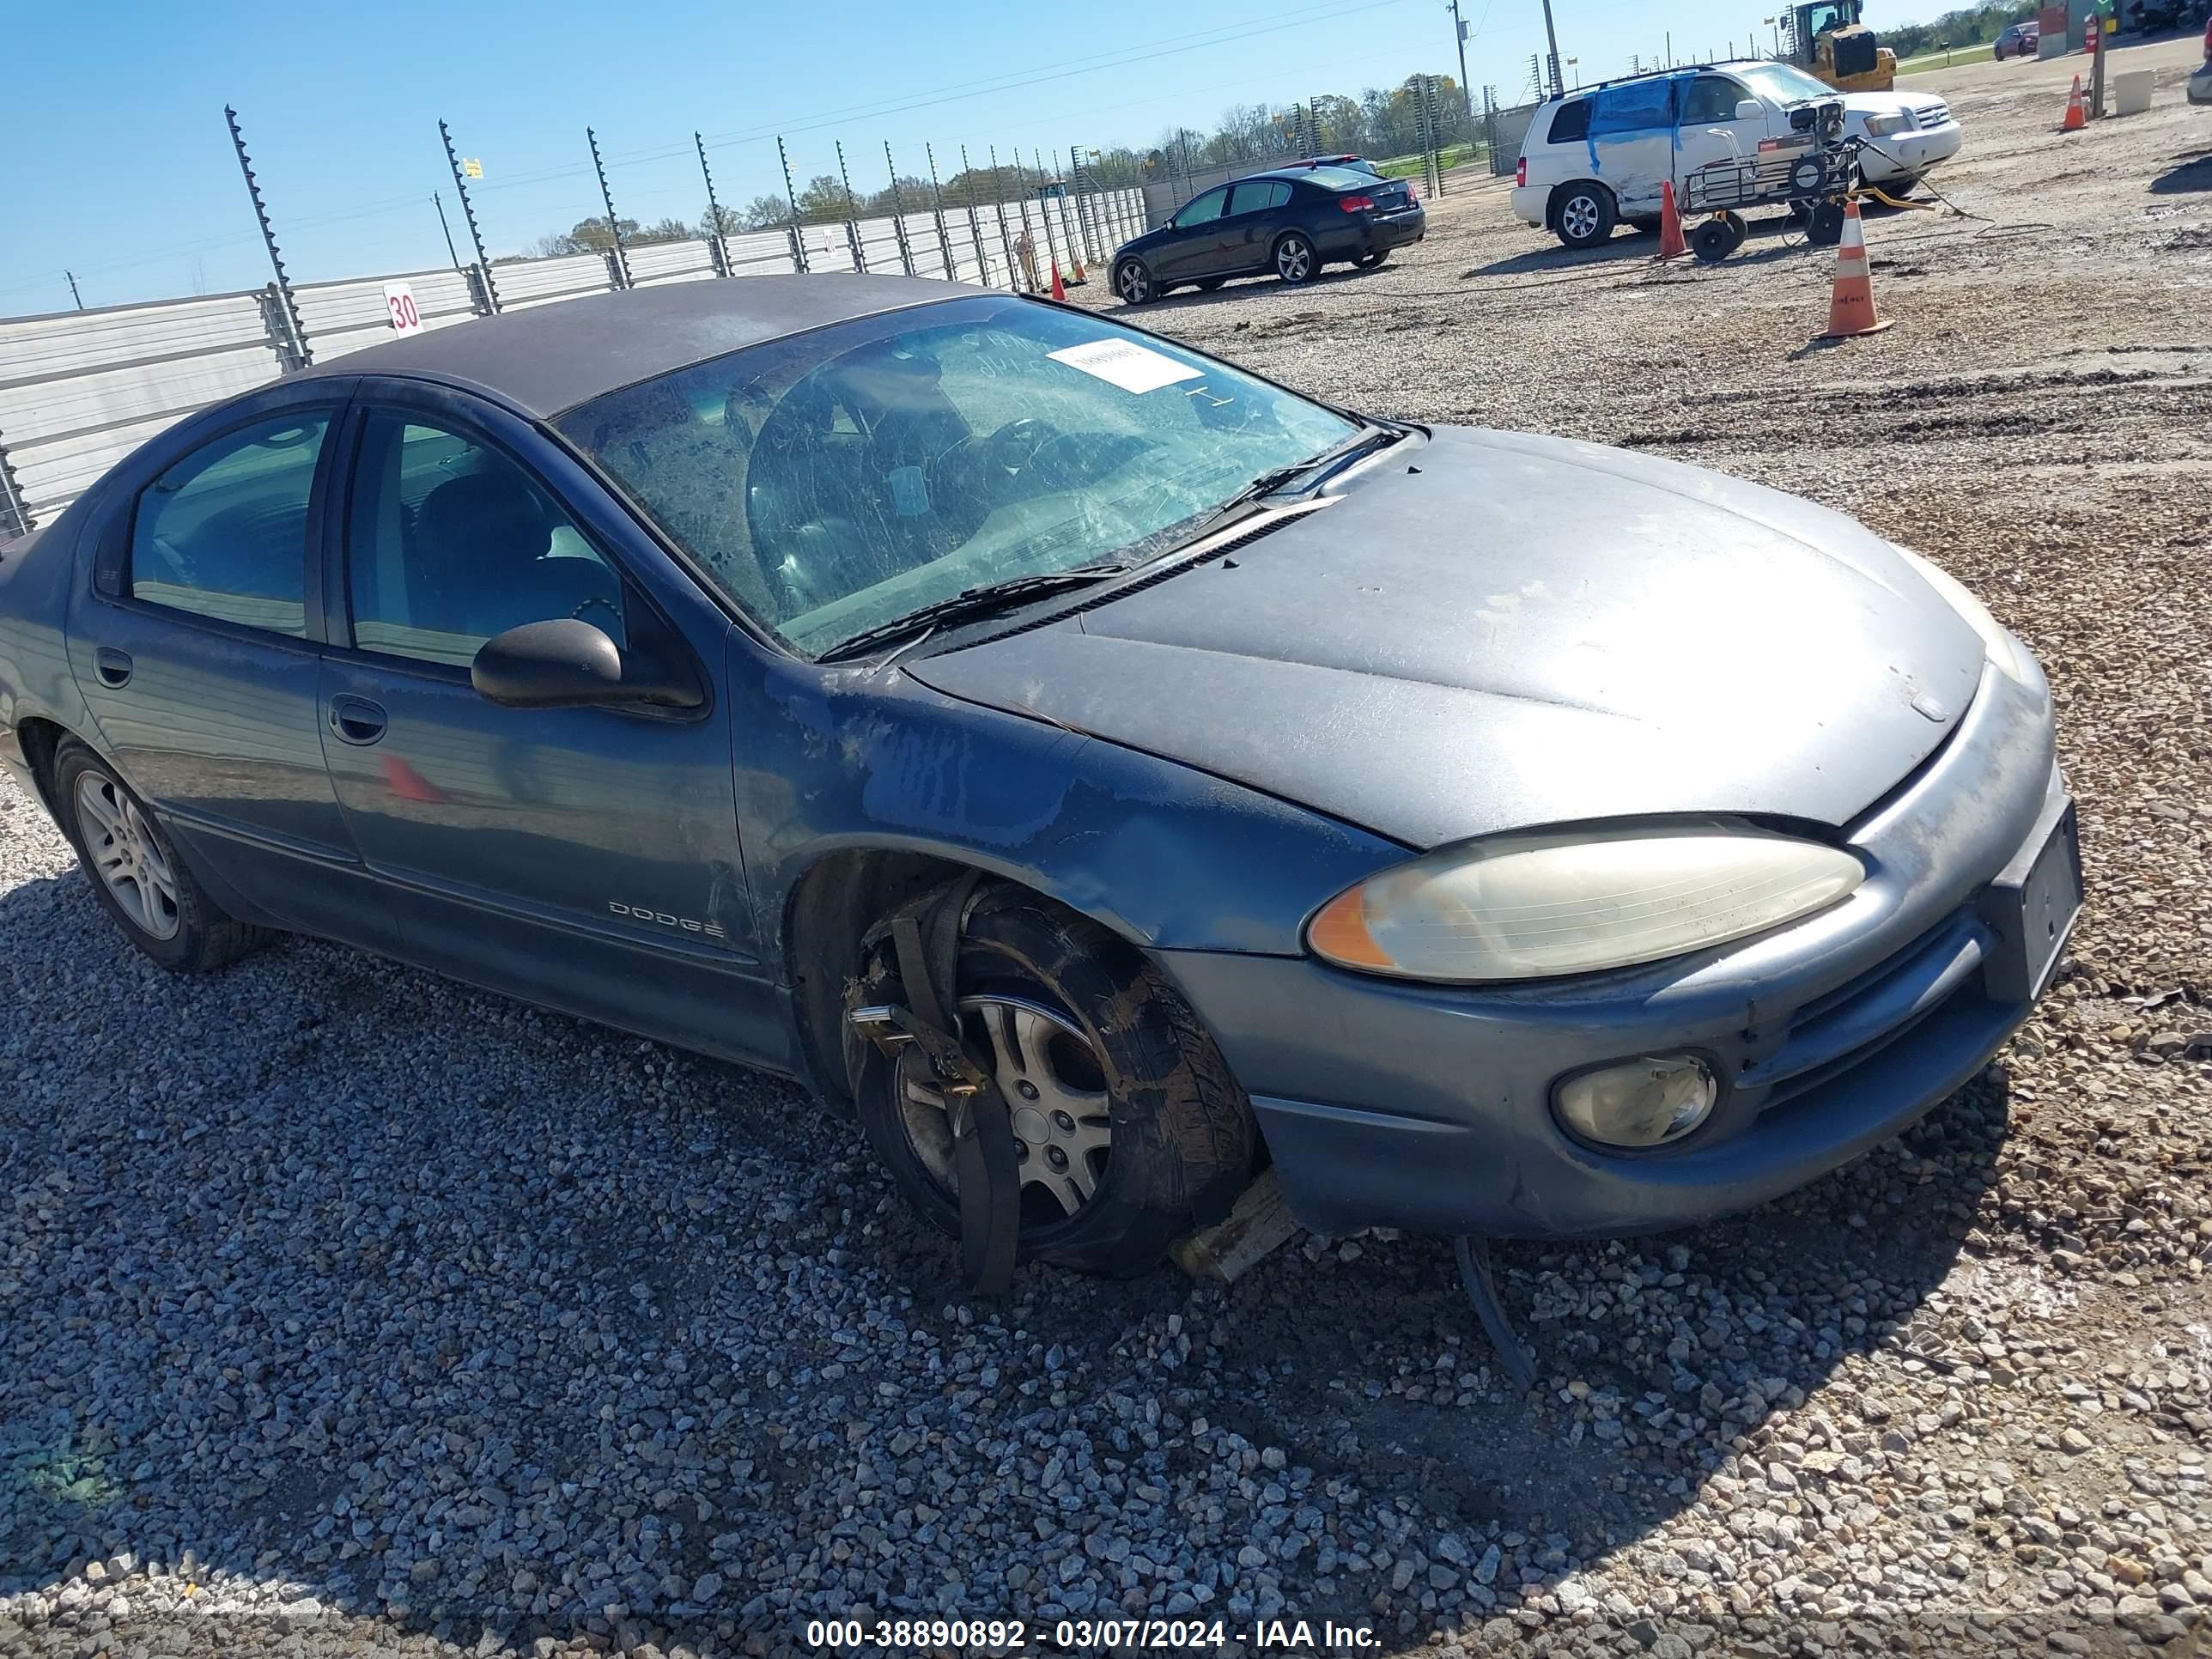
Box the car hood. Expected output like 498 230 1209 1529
1842 91 1927 119
904 427 1985 850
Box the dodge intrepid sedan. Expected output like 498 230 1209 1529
0 276 2078 1277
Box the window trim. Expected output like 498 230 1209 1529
106 403 347 650
325 397 710 715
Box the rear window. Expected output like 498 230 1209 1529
1301 166 1378 191
1547 99 1592 144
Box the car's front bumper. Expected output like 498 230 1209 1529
1861 123 1963 179
1159 653 2075 1239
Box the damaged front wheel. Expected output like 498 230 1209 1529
847 884 1257 1278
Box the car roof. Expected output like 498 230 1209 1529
1540 58 1790 104
292 273 978 418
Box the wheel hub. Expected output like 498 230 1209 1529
76 775 181 941
896 994 1112 1221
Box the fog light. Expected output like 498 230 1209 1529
1553 1054 1717 1148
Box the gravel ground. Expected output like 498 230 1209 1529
4 39 2211 1659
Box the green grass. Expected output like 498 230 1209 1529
1372 142 1480 179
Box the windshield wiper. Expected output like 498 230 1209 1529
818 563 1129 663
1132 423 1409 566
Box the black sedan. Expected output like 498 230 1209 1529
1111 166 1425 304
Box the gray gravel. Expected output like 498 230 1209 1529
5 38 2212 1659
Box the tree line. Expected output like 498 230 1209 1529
519 73 1476 253
1875 0 2040 58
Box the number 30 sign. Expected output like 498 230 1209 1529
381 283 424 335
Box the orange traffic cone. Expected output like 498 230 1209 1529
1655 179 1688 260
1068 255 1088 284
1818 198 1892 340
2061 75 2087 131
1049 261 1066 301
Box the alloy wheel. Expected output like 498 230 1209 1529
1560 194 1601 242
896 994 1112 1221
1276 236 1314 283
1115 261 1152 304
76 774 180 940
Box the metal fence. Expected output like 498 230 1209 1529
0 175 1149 538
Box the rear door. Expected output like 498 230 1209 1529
64 384 395 947
313 380 786 1066
1586 77 1683 213
1214 178 1292 274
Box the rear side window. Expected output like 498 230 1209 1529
1590 79 1676 136
128 414 328 636
1547 99 1592 144
1228 180 1291 214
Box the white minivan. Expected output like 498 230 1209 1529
1511 60 1963 249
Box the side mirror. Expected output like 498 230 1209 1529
471 618 699 711
1735 98 1765 121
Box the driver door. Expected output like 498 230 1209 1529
1153 186 1231 283
315 383 786 1066
1675 74 1771 184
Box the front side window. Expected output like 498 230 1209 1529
128 414 328 636
558 295 1356 658
343 414 628 667
1681 76 1753 124
1590 79 1677 135
1172 187 1229 228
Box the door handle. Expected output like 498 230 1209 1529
328 695 387 746
93 647 133 688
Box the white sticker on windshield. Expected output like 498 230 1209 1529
1048 337 1205 394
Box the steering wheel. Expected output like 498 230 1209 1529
984 418 1054 475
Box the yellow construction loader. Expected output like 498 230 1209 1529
1781 0 1898 92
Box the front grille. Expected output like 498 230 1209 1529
1914 101 1953 126
1748 912 1989 1114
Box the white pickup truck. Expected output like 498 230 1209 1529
1510 59 1963 249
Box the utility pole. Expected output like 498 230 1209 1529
1447 0 1476 125
1540 0 1565 96
432 192 462 270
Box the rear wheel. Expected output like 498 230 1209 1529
848 884 1256 1277
1552 183 1617 249
1115 258 1155 305
1273 232 1318 285
52 738 270 974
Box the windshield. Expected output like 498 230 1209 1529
1734 62 1835 104
556 295 1356 657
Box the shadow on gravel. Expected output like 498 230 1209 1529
2148 149 2212 196
0 855 2006 1658
1128 263 1392 315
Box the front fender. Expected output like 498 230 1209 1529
736 646 1409 964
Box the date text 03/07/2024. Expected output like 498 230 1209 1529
802 1617 1382 1651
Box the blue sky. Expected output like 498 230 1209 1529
5 0 1930 314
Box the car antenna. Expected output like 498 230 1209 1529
1455 1235 1539 1390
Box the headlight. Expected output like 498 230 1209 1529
1863 112 1916 137
1888 542 2034 685
1309 818 1864 983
